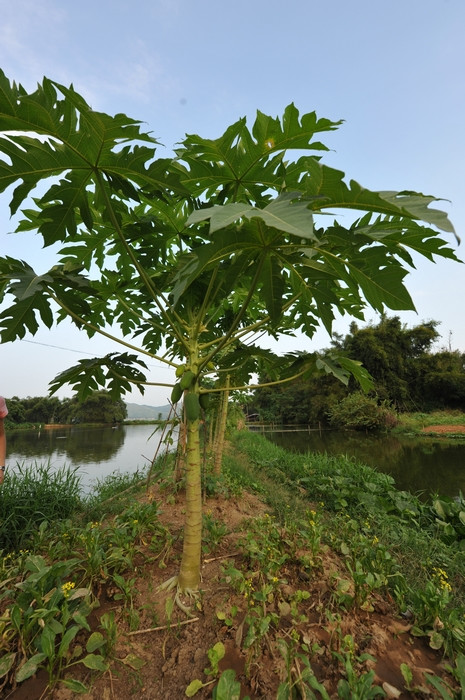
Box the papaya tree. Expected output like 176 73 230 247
0 70 460 605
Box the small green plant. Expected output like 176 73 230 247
185 642 226 696
277 634 331 700
409 566 454 650
431 493 465 545
216 605 238 627
239 513 289 577
0 554 100 689
400 662 414 691
332 635 385 699
212 669 250 700
112 573 139 631
202 511 228 553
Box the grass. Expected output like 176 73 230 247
83 466 150 520
394 410 465 435
0 461 157 552
0 462 83 552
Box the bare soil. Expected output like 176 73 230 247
6 488 458 700
422 424 465 434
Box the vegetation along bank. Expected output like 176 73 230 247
0 431 465 698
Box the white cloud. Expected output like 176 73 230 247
0 0 67 86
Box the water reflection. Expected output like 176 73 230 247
7 424 167 491
266 430 465 498
8 425 125 462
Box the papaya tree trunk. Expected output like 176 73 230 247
178 416 202 591
174 408 187 483
213 375 230 475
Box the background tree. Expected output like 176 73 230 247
418 350 465 410
67 391 127 424
0 72 459 601
252 317 464 424
341 317 440 409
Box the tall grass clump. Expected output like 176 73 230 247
0 462 82 552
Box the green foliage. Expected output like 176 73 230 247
252 316 465 426
0 554 98 686
333 635 385 699
0 72 458 402
212 669 248 700
3 392 127 426
327 392 397 431
202 512 228 553
0 464 82 551
432 493 465 545
228 431 465 656
0 476 163 692
0 70 459 595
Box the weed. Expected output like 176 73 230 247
0 463 82 551
212 668 249 699
202 511 228 553
185 642 226 696
0 554 100 688
278 634 331 700
332 634 385 699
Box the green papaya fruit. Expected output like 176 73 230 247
175 364 186 378
180 369 195 390
184 392 200 421
171 383 183 404
199 392 210 410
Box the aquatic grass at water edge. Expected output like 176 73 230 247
0 462 82 552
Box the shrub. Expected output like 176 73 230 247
327 392 397 431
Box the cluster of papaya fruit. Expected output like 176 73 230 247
171 366 210 420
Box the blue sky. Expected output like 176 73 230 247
0 0 464 405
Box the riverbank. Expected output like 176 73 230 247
1 432 464 698
394 410 465 439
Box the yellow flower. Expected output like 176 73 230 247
61 581 76 599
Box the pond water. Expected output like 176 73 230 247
6 424 173 492
263 428 465 499
7 424 465 500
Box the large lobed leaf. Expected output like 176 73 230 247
0 70 460 398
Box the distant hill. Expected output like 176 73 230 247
125 403 172 420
